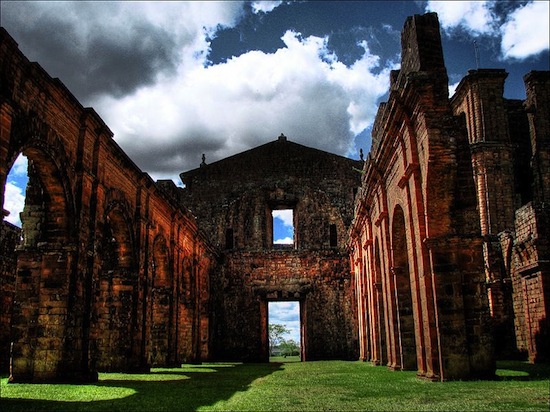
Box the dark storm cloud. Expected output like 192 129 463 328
124 132 227 179
82 27 178 99
1 2 183 101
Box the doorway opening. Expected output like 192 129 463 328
268 301 302 362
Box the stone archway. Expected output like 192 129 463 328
92 205 139 372
177 255 198 363
150 235 174 366
9 145 78 381
391 205 417 371
373 238 387 366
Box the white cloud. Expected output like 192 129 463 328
2 2 391 180
11 154 28 176
3 182 25 227
448 80 460 97
251 1 283 14
3 154 28 227
274 237 294 245
500 1 550 60
426 1 549 62
426 0 497 36
269 301 300 343
96 29 390 178
272 209 293 227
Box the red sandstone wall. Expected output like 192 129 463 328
351 13 550 382
0 28 214 382
213 250 357 361
350 13 495 381
0 221 20 372
180 136 362 361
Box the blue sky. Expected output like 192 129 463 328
269 301 301 344
273 209 294 244
2 1 549 333
2 1 548 184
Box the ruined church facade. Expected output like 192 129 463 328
1 12 549 383
349 13 549 380
174 135 362 361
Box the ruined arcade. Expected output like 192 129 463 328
0 27 215 381
349 13 549 380
0 11 549 384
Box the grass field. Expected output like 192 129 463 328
1 360 549 411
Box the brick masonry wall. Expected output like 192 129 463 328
180 135 362 361
0 28 215 382
350 13 496 381
0 220 20 372
212 249 357 361
511 203 549 361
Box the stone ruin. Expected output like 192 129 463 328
0 12 548 382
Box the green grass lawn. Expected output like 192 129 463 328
1 360 549 411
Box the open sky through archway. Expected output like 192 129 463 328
4 154 28 228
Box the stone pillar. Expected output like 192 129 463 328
451 69 517 357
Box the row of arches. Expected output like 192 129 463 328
0 104 211 382
350 94 495 381
354 205 418 374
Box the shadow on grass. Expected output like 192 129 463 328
0 362 282 412
495 360 550 381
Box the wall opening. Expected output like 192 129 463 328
151 235 174 367
374 238 387 365
329 223 337 248
7 145 74 380
3 153 28 229
0 153 27 372
268 301 302 361
94 207 138 372
391 205 417 371
225 228 234 250
272 209 294 248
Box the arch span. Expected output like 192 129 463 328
0 28 215 382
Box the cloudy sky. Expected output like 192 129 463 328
269 301 301 344
1 1 549 335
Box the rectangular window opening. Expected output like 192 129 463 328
225 228 234 250
329 224 337 248
272 208 294 248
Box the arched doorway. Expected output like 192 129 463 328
391 205 417 370
0 154 26 373
93 206 138 372
7 145 77 381
373 238 387 366
177 255 198 363
150 235 174 366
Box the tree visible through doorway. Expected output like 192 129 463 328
268 301 300 360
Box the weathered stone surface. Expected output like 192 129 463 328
1 12 548 384
178 135 362 361
0 220 20 371
0 28 215 381
350 12 549 381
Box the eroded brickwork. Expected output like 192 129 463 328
179 136 362 361
1 11 548 384
0 220 20 371
350 13 549 381
0 28 215 381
